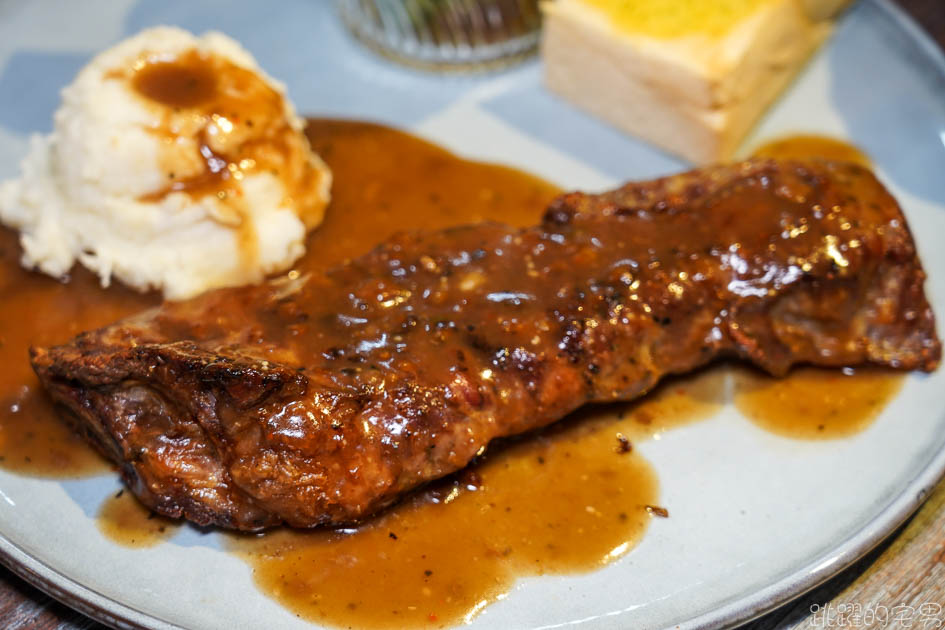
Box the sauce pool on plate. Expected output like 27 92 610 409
223 368 725 629
752 133 873 167
733 366 903 439
0 230 157 477
97 489 182 548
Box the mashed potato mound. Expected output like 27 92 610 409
0 27 331 300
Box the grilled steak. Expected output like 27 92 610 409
32 160 941 530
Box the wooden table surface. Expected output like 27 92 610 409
2 1 944 628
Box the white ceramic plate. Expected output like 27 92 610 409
0 1 944 629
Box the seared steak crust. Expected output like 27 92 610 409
32 160 941 530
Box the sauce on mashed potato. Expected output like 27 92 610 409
0 27 331 300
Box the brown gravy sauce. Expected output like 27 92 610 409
132 56 218 108
0 381 108 477
0 121 904 626
0 229 157 476
752 134 873 167
733 366 903 439
127 50 331 268
96 489 181 548
295 120 559 267
224 369 723 629
227 427 658 629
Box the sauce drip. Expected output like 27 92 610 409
127 50 331 268
733 366 903 439
97 490 181 548
752 134 872 168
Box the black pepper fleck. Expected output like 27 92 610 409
615 433 632 454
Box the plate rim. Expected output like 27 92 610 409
0 1 943 629
0 533 178 630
